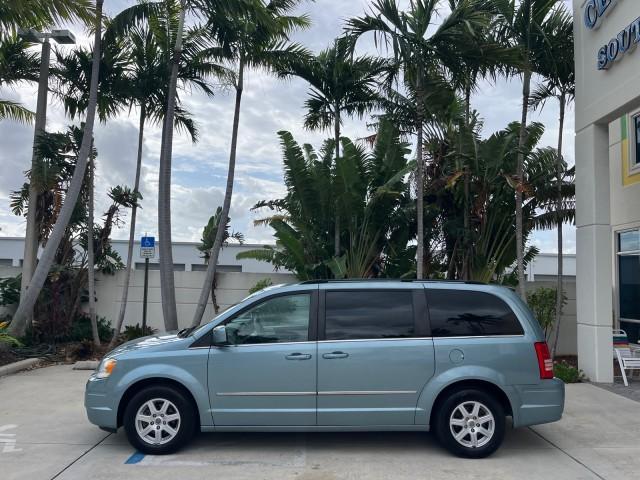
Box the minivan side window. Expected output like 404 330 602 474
225 294 310 345
325 290 414 340
426 289 523 337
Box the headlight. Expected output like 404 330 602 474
96 358 117 379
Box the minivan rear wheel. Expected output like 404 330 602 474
434 388 505 458
123 385 196 455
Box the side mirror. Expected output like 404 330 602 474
212 325 228 346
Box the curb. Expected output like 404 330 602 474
73 360 99 370
0 357 41 378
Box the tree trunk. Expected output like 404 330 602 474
8 0 104 337
210 273 219 315
515 67 532 301
88 156 100 347
190 59 244 328
109 106 146 349
416 71 425 280
552 91 566 359
20 38 51 331
416 119 424 279
334 105 341 258
158 2 186 332
462 80 472 280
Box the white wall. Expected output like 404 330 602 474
0 265 295 331
0 237 283 274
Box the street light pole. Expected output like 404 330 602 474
18 29 75 328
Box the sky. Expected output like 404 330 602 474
0 0 576 254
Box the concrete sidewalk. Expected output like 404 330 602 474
1 365 638 480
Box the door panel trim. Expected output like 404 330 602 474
318 390 417 395
216 391 316 396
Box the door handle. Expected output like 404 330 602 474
322 351 349 359
285 353 312 360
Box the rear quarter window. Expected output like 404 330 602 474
426 289 523 337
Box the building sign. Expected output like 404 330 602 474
583 0 640 70
597 16 640 70
584 0 618 30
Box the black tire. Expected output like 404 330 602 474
434 388 506 459
123 385 196 455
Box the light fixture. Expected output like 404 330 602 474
17 28 43 43
50 29 76 44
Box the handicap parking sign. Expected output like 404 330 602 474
141 236 155 248
140 236 155 258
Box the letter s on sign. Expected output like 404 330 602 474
597 45 610 70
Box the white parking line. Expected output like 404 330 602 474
0 424 22 453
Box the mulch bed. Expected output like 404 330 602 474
0 349 20 368
0 340 114 370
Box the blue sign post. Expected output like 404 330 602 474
140 236 155 334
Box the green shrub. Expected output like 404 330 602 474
122 323 157 342
68 314 113 342
554 361 585 383
0 275 20 306
0 321 22 347
249 278 273 295
527 287 566 337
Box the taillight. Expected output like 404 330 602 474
534 342 554 379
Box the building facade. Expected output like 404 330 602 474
574 0 640 381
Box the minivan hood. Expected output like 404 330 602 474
110 332 185 355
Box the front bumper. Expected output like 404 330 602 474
511 378 565 428
84 374 118 430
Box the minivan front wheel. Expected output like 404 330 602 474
123 385 196 454
434 389 505 458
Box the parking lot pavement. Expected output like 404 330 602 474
2 365 639 480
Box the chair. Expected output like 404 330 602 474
613 329 640 386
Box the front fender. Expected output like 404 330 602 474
415 366 516 427
114 360 211 427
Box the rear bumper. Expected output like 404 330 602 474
85 375 118 430
510 378 565 428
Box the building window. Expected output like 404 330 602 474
618 229 640 342
634 113 640 168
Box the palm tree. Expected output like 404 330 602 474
0 35 39 122
529 11 574 357
347 0 492 279
105 5 221 346
197 206 244 314
7 0 104 338
189 0 310 328
492 0 570 299
51 33 133 345
280 37 388 256
0 0 94 40
442 0 519 279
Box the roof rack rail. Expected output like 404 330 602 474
298 278 486 285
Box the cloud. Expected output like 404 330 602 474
0 0 577 254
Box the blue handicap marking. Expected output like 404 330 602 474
141 236 155 248
125 451 145 464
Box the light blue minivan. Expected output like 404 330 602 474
85 280 564 458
